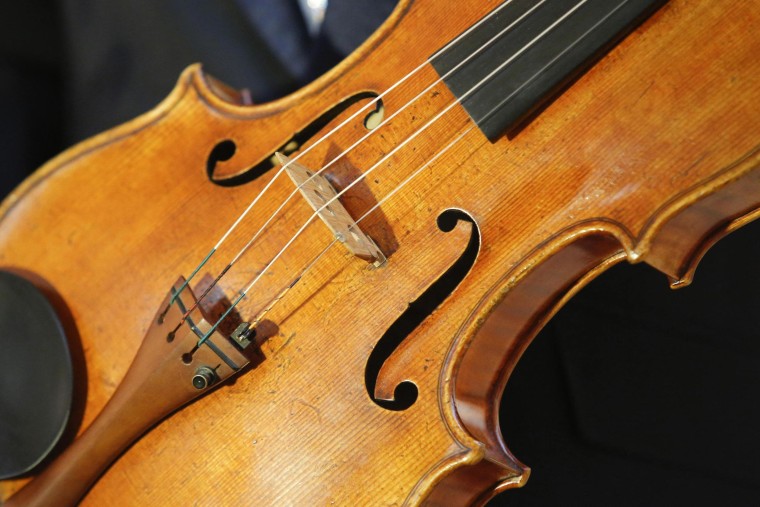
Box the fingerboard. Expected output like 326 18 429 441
432 0 667 141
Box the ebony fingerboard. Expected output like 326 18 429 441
432 0 667 141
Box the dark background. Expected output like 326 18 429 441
1 1 758 505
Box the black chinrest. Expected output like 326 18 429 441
0 271 72 479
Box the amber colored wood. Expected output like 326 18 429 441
4 279 254 507
1 1 759 505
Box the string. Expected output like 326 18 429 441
197 0 590 345
247 0 629 328
220 0 549 269
248 237 337 328
165 0 541 326
354 127 475 225
207 125 474 344
479 0 630 125
169 0 522 305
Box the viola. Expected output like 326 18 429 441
1 0 759 505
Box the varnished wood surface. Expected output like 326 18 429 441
4 279 255 507
1 0 759 505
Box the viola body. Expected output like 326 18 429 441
1 0 759 504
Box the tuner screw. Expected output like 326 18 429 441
192 366 216 390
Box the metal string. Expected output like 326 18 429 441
218 126 474 339
240 0 635 331
195 0 589 345
166 0 540 326
169 0 522 306
479 0 630 126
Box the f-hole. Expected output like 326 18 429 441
365 209 481 411
206 91 383 187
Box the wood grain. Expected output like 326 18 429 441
0 0 758 504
